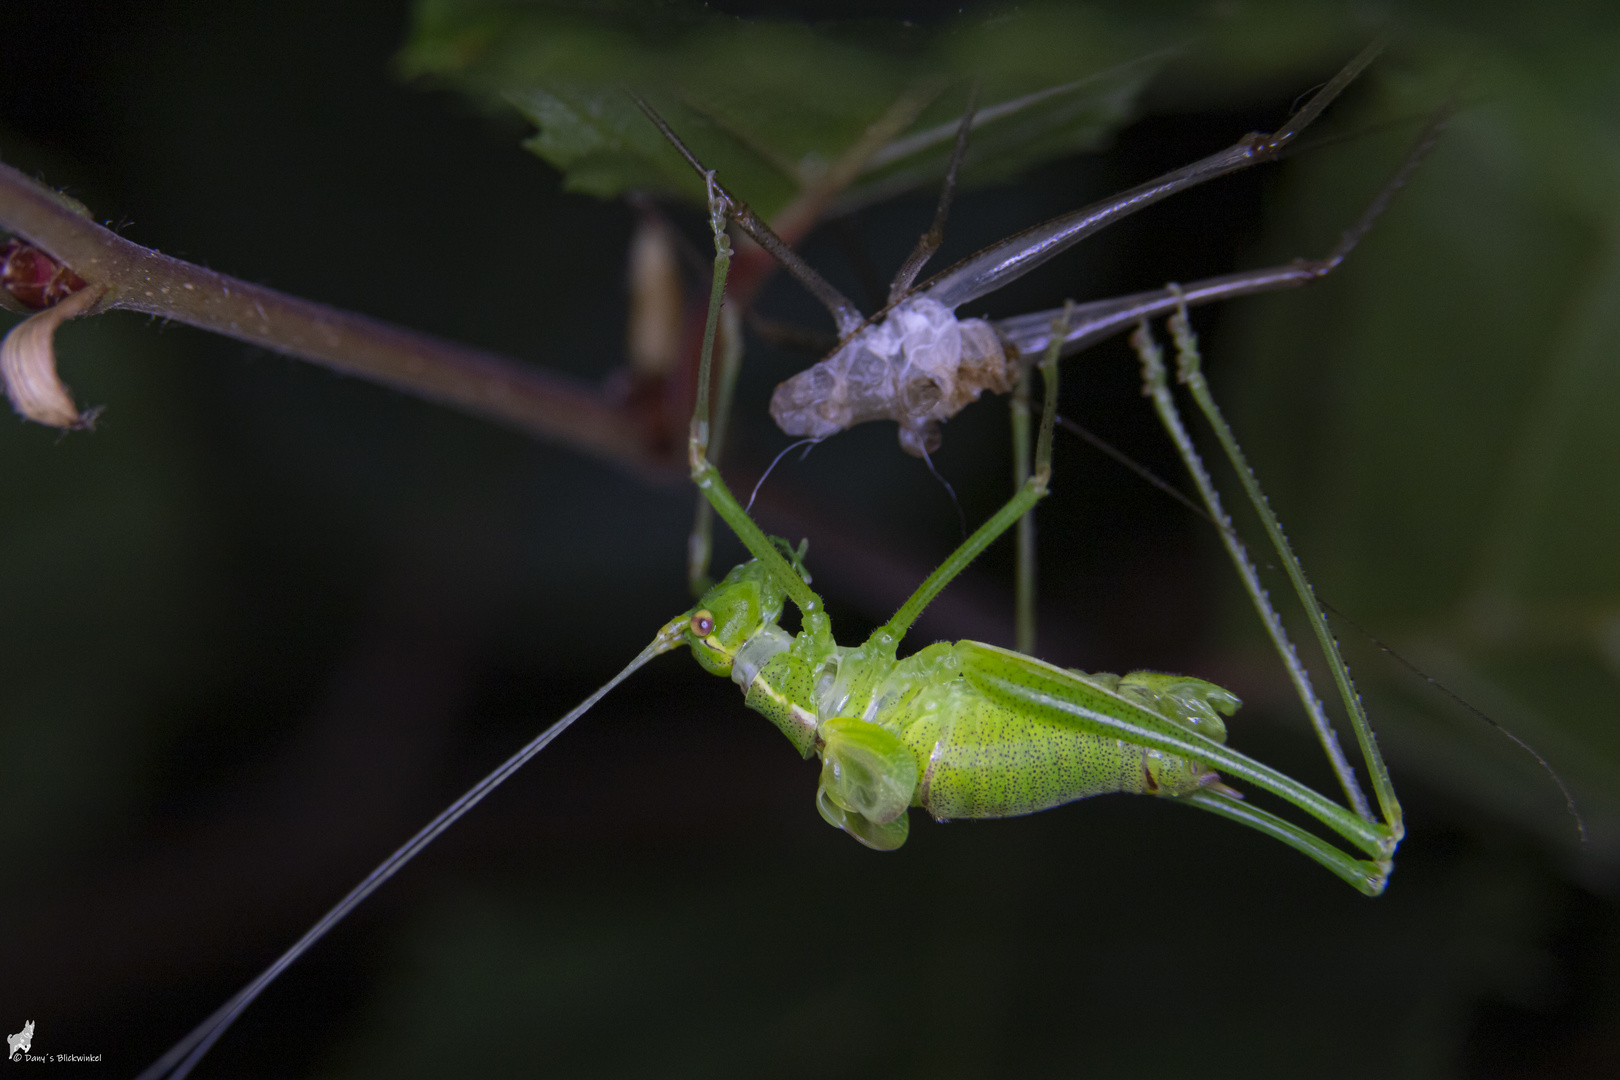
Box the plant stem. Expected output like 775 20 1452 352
0 158 669 473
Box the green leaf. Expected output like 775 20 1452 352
401 1 1371 220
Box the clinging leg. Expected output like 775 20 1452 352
993 99 1452 363
1011 354 1037 654
685 172 833 643
917 39 1388 310
883 302 1071 643
887 86 979 304
633 94 866 338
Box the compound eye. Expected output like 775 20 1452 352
689 610 716 637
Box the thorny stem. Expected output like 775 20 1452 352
0 156 668 472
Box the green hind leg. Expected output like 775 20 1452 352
1128 302 1401 889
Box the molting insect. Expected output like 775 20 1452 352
141 40 1423 1080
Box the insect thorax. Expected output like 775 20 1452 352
769 296 1015 456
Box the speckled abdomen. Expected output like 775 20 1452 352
890 659 1213 821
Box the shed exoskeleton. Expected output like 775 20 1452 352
759 39 1437 459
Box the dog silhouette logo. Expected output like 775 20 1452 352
5 1022 32 1062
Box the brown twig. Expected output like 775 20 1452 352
0 157 675 475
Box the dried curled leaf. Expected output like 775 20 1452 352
1 284 102 429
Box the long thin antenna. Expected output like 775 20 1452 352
138 617 690 1080
1323 605 1588 846
920 445 968 541
746 436 822 514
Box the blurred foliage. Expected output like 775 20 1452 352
1224 6 1620 873
0 318 223 868
399 0 1377 216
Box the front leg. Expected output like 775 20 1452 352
685 171 833 645
815 717 919 850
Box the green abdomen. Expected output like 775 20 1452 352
893 668 1207 821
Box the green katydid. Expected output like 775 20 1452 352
648 38 1439 688
143 204 1402 1080
678 172 1399 890
140 56 1409 1080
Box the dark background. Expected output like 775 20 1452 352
1 2 1616 1077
